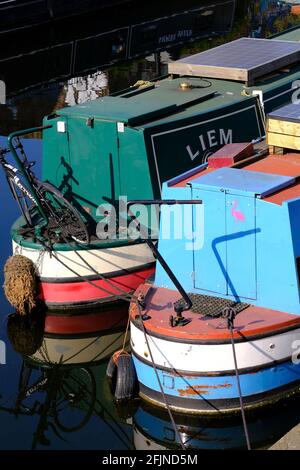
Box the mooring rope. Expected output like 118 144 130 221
73 249 135 301
223 307 251 450
135 300 186 450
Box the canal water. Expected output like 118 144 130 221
1 0 300 450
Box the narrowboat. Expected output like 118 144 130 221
6 28 300 311
129 104 300 414
0 0 132 33
0 0 236 94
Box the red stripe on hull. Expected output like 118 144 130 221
45 308 128 335
38 267 154 305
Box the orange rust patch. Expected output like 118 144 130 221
177 383 232 397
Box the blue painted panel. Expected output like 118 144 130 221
193 188 227 294
255 199 300 314
226 195 256 300
287 197 300 259
133 355 300 401
191 167 294 197
154 185 196 292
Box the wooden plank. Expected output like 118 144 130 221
267 118 300 137
249 49 300 83
168 63 247 81
267 131 300 151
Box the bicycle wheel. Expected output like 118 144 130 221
39 182 90 244
54 367 96 433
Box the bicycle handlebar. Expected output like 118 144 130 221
7 125 52 165
0 147 9 155
7 125 52 223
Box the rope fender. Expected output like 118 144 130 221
3 255 38 315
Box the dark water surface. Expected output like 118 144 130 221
1 1 300 450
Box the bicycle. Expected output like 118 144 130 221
0 125 90 244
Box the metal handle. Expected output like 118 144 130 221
127 199 202 316
7 125 52 222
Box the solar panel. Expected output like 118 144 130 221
268 103 300 123
168 38 300 85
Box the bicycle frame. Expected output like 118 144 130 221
7 125 52 231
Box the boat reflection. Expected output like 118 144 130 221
1 307 132 449
133 400 300 450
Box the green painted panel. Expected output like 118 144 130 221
42 116 70 190
144 99 262 192
118 127 153 200
66 118 120 220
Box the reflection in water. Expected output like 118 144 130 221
1 309 133 450
7 310 45 357
2 309 300 450
64 73 108 107
0 0 298 135
133 401 300 450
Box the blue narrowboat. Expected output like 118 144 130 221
129 132 300 414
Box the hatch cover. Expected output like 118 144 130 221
190 167 295 197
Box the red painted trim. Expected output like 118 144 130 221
243 154 300 205
38 267 154 305
45 308 128 335
130 283 300 342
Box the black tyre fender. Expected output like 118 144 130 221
106 352 137 401
106 354 117 380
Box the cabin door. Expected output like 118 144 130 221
193 191 257 300
193 189 227 295
225 194 257 300
67 118 120 221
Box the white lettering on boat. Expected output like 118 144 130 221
0 80 5 105
12 175 37 204
292 340 300 364
186 128 233 161
158 29 192 44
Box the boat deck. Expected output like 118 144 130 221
130 283 300 343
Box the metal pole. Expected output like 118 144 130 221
127 199 202 314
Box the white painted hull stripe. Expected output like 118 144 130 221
13 241 155 278
130 322 300 373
